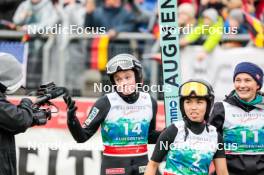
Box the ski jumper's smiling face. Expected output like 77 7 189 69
234 73 260 102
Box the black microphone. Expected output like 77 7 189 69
34 87 66 105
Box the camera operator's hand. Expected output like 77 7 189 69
32 109 50 126
63 95 77 120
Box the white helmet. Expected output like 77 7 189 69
106 53 143 85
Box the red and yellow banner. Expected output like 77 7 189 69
243 12 264 48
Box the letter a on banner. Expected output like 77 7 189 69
158 0 182 126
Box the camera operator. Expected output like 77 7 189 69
0 52 50 175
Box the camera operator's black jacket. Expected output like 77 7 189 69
209 90 264 175
0 92 33 175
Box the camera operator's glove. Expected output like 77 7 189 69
32 109 50 126
63 95 77 120
19 98 50 126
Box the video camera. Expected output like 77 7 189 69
31 82 67 120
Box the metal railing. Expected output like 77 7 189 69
0 29 252 98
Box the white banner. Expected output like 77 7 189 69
16 129 102 175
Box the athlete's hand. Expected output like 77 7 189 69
63 95 77 120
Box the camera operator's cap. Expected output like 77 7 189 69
233 62 263 89
0 52 23 94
